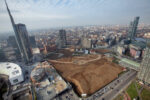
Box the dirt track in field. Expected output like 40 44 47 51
49 54 123 96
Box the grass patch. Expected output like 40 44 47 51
136 82 142 90
141 88 150 100
126 81 150 100
126 82 138 100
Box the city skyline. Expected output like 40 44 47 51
1 1 150 99
0 0 150 33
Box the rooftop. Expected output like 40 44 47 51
0 62 22 78
120 58 140 67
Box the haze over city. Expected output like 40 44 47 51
0 0 150 33
1 0 150 100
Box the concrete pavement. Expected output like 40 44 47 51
98 70 137 100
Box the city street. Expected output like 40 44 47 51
84 69 137 100
99 69 137 100
51 69 137 100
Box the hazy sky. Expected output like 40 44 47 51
0 0 150 33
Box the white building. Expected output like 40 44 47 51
32 48 40 54
0 62 24 85
81 38 91 49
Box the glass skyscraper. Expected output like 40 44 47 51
5 0 32 63
128 17 140 39
57 29 67 49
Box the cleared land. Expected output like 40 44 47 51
49 54 123 96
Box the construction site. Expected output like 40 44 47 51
30 61 68 100
49 54 123 96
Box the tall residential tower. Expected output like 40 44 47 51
138 40 150 84
5 0 32 63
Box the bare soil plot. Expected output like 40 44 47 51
49 55 123 96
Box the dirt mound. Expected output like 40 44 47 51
95 49 110 54
49 55 123 96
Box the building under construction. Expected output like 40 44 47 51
30 61 68 100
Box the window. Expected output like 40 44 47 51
16 70 19 74
12 70 19 75
13 79 18 83
7 66 11 69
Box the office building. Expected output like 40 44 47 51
7 36 18 48
5 0 32 63
138 40 150 84
81 37 91 49
128 17 140 39
16 24 33 62
3 47 17 61
29 36 36 48
57 29 67 48
0 48 6 62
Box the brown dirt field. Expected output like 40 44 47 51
49 55 123 96
56 54 99 62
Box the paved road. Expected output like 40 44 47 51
83 69 137 100
51 69 137 100
98 69 137 100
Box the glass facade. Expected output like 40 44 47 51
128 17 140 39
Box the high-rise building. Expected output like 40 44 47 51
128 17 140 39
5 0 32 63
57 29 67 48
29 36 36 48
16 24 33 62
0 48 6 62
138 40 150 84
7 36 18 48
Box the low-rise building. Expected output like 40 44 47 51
119 58 140 71
81 37 91 49
0 62 24 85
129 44 142 59
117 46 126 55
3 47 17 61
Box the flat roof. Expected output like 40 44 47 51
0 62 22 78
121 58 140 67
